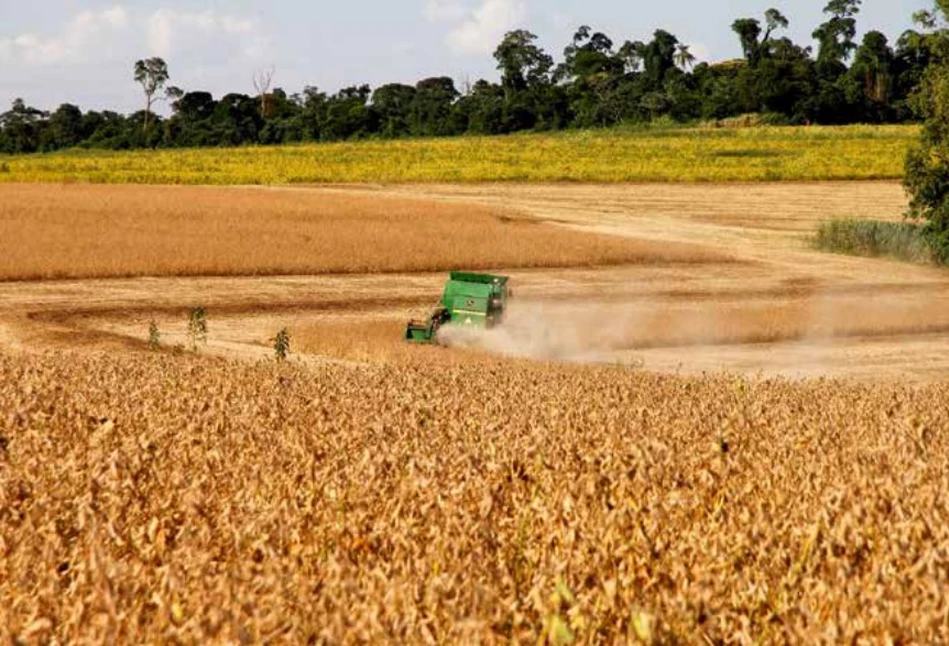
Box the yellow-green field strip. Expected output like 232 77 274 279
0 125 917 185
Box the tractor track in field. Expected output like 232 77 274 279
23 295 432 325
3 180 949 380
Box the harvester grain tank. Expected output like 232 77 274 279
405 271 511 343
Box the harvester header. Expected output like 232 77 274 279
405 272 511 344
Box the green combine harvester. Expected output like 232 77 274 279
405 272 511 344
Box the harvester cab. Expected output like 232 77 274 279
405 272 511 344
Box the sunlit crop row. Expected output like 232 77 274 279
2 351 947 643
0 125 916 185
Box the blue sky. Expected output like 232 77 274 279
0 0 925 113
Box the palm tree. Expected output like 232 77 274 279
674 44 697 70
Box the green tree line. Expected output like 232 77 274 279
906 0 949 262
0 0 940 153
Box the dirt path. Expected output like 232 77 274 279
3 180 948 381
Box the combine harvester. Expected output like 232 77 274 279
405 272 511 344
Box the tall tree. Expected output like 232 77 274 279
212 93 261 145
905 1 949 261
640 30 679 89
454 80 505 134
732 9 789 67
322 85 373 141
850 31 895 106
133 57 170 133
894 29 935 115
371 84 416 137
253 66 276 118
732 18 763 65
167 91 217 147
617 40 645 73
813 0 863 69
674 44 696 70
493 30 555 130
494 30 554 95
560 26 623 81
81 110 128 149
47 103 84 149
412 77 459 137
763 9 790 49
0 99 47 153
296 86 328 141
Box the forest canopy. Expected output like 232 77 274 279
0 0 941 153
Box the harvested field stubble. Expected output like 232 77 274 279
0 184 726 280
2 353 948 643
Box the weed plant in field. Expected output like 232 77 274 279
187 307 208 352
273 328 290 361
0 125 916 185
148 320 160 350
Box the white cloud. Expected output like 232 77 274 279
0 6 265 67
441 0 527 56
146 9 264 60
0 6 129 65
102 6 130 29
146 10 175 58
425 0 466 23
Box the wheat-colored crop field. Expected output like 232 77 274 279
2 353 948 643
0 184 725 280
0 125 916 185
3 178 949 643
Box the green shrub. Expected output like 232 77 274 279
148 320 160 350
187 307 208 352
273 328 291 361
814 219 934 263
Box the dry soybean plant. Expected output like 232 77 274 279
0 184 722 281
1 352 948 643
